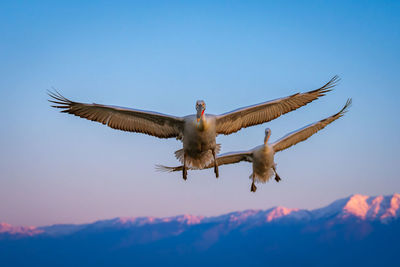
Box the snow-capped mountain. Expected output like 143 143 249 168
1 194 399 267
1 194 399 237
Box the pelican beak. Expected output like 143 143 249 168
197 110 204 123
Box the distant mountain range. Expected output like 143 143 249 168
1 194 399 266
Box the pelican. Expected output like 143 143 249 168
48 76 338 180
158 99 351 192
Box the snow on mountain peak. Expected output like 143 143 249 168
95 214 204 228
314 194 400 222
265 207 299 222
208 207 308 225
342 194 371 219
342 194 400 221
173 214 204 225
1 194 399 237
0 222 42 236
381 193 400 222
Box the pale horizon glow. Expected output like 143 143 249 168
0 1 399 226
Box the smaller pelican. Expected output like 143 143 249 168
158 99 351 192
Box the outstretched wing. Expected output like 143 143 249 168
272 98 352 153
216 76 339 135
156 150 253 172
48 91 184 139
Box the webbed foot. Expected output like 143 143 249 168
214 165 219 178
183 169 187 181
250 182 257 192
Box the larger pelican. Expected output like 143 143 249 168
158 99 351 192
49 76 338 180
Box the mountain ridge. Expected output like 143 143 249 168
1 193 400 267
1 193 399 237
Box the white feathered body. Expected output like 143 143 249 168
175 114 220 169
250 144 276 183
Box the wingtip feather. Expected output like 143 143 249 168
322 75 341 91
47 89 72 104
340 98 352 114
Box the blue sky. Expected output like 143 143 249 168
1 1 399 226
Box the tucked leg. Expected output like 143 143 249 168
250 173 257 192
212 149 219 178
183 153 187 180
272 166 281 182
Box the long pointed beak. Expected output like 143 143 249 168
197 109 204 123
264 133 270 144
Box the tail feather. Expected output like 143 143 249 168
156 164 202 172
174 149 184 162
174 144 221 168
155 164 184 172
249 169 275 183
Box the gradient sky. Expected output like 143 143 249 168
1 1 399 226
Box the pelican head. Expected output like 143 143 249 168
264 128 271 144
196 100 206 122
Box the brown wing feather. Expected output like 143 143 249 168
48 91 184 139
272 99 351 153
216 76 339 135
